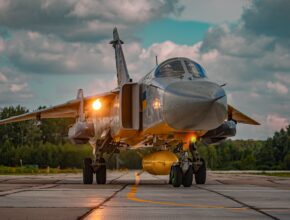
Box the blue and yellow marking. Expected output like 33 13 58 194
142 90 147 110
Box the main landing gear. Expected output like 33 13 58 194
169 142 206 187
83 158 93 184
83 135 112 185
83 157 107 185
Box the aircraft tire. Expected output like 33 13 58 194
83 158 93 184
195 158 206 184
169 166 173 184
182 166 193 187
171 165 182 187
96 158 106 184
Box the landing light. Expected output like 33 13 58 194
190 135 197 143
92 99 102 110
152 98 161 109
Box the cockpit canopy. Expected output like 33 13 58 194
155 57 206 78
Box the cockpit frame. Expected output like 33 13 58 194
155 57 206 79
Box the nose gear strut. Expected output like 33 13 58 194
169 141 206 187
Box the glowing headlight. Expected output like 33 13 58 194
92 99 102 110
190 135 197 143
152 98 161 109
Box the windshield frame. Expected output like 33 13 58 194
155 58 206 78
155 59 185 78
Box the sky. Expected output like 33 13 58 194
0 0 289 140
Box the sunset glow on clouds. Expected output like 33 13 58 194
0 0 289 139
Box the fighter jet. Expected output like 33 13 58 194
0 28 259 187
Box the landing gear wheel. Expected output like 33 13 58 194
195 158 206 184
182 166 193 187
171 165 182 187
96 158 106 184
83 158 93 184
169 167 173 184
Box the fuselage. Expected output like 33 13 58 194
88 57 227 147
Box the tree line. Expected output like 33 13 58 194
0 106 289 170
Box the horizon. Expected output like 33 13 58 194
0 0 289 140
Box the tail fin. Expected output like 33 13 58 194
110 27 131 86
76 89 85 122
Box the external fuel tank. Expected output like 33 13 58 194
142 151 178 175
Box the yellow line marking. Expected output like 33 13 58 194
126 172 247 211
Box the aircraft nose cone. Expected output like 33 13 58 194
163 81 227 131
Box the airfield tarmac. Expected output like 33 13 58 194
0 171 289 220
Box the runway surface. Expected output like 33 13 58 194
0 171 289 220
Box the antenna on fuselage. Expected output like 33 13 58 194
155 55 158 65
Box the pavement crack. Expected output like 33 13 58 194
195 185 280 220
109 171 128 184
77 184 128 220
215 180 226 185
0 177 23 183
0 184 60 197
267 179 280 185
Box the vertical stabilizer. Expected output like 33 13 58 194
77 89 85 122
110 27 131 86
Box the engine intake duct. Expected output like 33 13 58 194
68 121 94 144
202 120 236 145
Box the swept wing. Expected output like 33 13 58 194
228 104 260 125
0 91 117 125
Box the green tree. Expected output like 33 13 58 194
240 155 256 170
283 153 290 169
256 140 276 169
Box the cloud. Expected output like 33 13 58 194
0 0 182 42
0 38 5 52
275 73 290 84
0 69 34 106
0 72 7 82
170 0 290 139
70 0 182 22
176 0 250 24
197 1 290 91
9 83 28 93
2 31 115 74
266 114 289 132
0 0 180 76
266 81 288 94
139 41 201 62
242 0 290 39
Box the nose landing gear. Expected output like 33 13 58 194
95 157 106 184
182 164 193 187
170 164 183 187
195 158 206 184
190 142 206 184
169 142 206 187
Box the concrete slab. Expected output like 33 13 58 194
0 171 289 220
85 206 268 220
0 207 89 220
